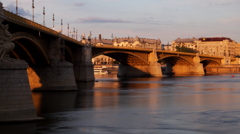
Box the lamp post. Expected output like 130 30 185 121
67 23 69 36
16 0 18 15
52 13 55 29
43 6 45 25
32 0 34 21
72 27 75 38
76 29 78 40
61 19 63 32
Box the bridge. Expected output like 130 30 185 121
0 3 224 122
93 45 223 76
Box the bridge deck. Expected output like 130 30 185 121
3 9 82 46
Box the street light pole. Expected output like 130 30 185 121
72 27 75 38
32 0 34 21
76 29 78 40
61 19 63 32
43 6 45 25
16 0 18 15
52 13 55 29
67 23 69 36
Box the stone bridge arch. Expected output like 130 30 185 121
10 32 50 66
10 32 53 90
92 49 162 77
93 50 149 66
159 55 204 75
159 55 194 66
200 58 222 67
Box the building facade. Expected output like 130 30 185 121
91 35 162 50
92 55 116 65
113 36 162 50
171 37 240 58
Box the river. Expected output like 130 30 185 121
1 74 240 134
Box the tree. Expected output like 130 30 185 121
175 46 198 53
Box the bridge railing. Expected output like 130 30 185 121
3 10 83 46
3 10 59 35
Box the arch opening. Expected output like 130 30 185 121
9 34 50 90
92 54 119 76
160 56 194 75
10 33 49 67
94 51 149 66
92 51 149 77
200 60 221 68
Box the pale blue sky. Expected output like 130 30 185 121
1 0 240 44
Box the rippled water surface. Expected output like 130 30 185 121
2 74 240 134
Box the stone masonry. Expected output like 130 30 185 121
0 58 42 122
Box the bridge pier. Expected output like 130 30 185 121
164 63 174 75
28 61 77 91
73 46 94 81
172 55 204 76
27 35 77 91
172 64 204 76
148 49 162 77
0 58 42 122
118 49 162 77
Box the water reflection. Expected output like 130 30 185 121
32 92 78 116
3 74 240 134
32 74 240 116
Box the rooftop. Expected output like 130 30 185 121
174 37 234 43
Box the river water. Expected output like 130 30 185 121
2 74 240 134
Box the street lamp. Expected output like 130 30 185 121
76 29 78 40
32 0 34 21
43 6 45 25
16 0 18 15
72 27 75 38
61 19 63 32
52 13 55 29
67 23 69 36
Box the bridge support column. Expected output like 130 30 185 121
164 63 174 75
29 61 77 91
148 49 162 77
118 49 162 77
29 36 77 91
0 58 42 122
73 46 94 81
172 55 204 75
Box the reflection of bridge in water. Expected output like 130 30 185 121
0 3 228 122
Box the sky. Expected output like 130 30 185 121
1 0 240 44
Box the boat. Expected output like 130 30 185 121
94 67 108 74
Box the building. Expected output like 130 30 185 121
113 36 162 50
92 55 116 65
171 37 240 58
91 34 113 46
91 34 162 50
162 42 172 51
